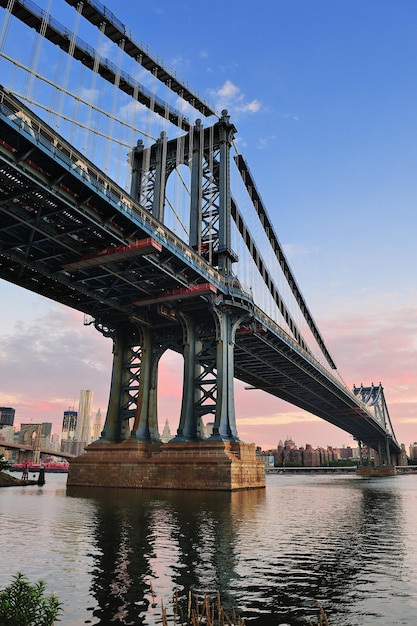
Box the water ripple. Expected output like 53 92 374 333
1 473 417 625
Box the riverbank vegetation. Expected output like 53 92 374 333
0 573 62 626
160 590 245 625
0 454 18 487
0 453 12 473
0 454 40 486
157 589 329 625
0 573 329 625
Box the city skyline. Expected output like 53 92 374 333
1 0 417 449
6 407 415 460
4 377 417 452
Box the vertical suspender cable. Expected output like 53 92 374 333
0 0 17 90
160 93 170 228
186 119 194 242
25 0 53 104
176 114 184 237
172 109 180 234
54 3 77 130
52 0 81 132
69 64 86 147
126 79 139 191
49 47 63 128
174 100 184 236
104 37 125 178
86 19 106 168
0 0 15 51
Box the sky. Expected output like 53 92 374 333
1 0 417 450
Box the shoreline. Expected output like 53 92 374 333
0 472 39 487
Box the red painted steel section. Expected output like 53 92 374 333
134 283 217 307
62 237 162 271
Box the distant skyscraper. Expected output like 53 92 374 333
0 407 15 428
40 423 52 439
409 442 417 461
62 410 77 441
205 422 214 438
92 408 102 441
0 425 15 443
50 433 60 451
161 419 172 443
75 390 93 445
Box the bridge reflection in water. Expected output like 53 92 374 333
63 474 409 626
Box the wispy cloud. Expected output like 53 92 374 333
79 87 102 104
256 135 276 150
279 112 299 121
0 306 112 429
283 242 318 258
208 80 261 116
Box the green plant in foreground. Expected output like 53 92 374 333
0 572 62 626
0 572 328 626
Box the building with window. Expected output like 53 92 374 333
0 407 15 428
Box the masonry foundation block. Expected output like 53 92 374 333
67 440 266 490
356 465 397 477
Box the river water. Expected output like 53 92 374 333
1 472 417 625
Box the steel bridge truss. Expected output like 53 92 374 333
130 113 321 361
130 114 238 277
94 308 245 444
353 383 397 466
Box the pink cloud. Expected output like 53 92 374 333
317 306 417 446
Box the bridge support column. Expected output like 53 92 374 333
356 438 397 477
210 307 241 441
97 325 160 444
68 311 265 490
172 308 242 443
173 315 202 441
129 329 160 443
98 328 127 442
376 437 392 467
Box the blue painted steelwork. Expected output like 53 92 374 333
63 0 217 118
0 85 402 461
0 0 192 129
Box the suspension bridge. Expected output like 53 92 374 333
0 0 402 489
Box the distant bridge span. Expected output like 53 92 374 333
0 440 75 460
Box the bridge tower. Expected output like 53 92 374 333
68 112 265 491
353 384 403 474
17 424 42 465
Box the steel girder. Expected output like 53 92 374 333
0 86 402 456
95 306 245 444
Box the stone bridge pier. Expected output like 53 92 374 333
67 308 265 491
